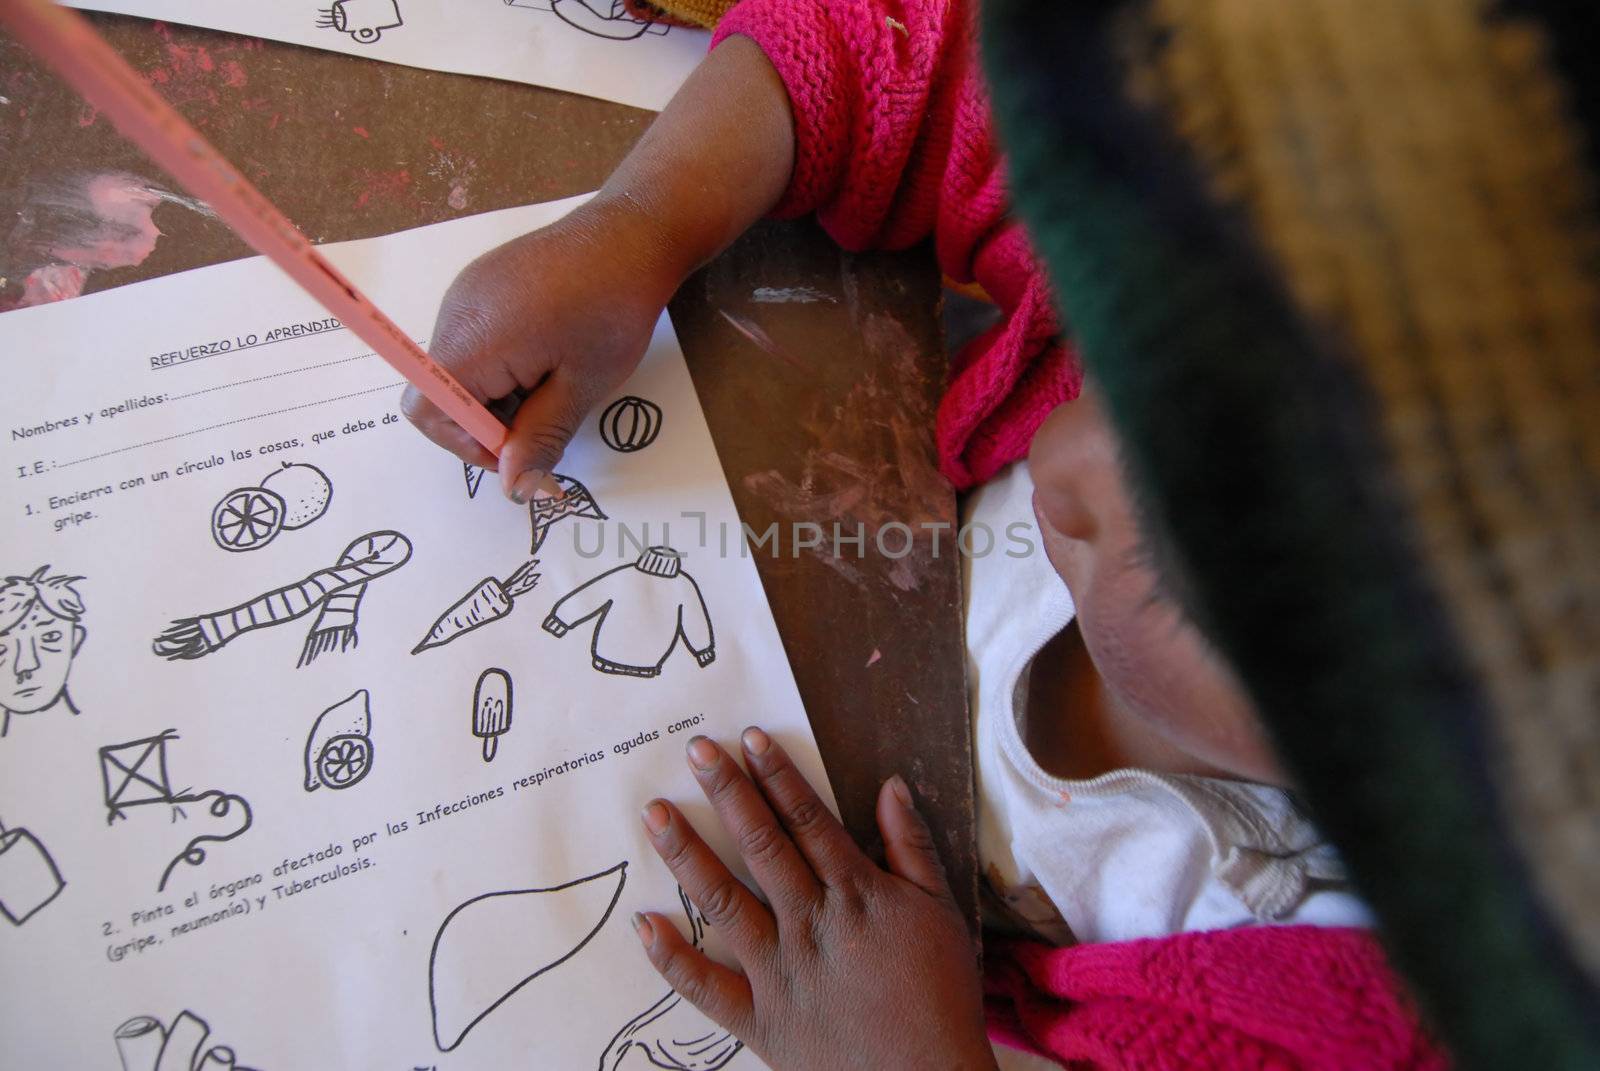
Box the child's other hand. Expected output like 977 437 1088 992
401 195 678 501
637 729 999 1071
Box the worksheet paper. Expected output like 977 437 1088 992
0 195 827 1070
65 0 709 111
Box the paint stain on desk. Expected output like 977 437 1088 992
426 145 479 213
140 23 260 115
1 171 212 310
740 313 948 594
351 167 415 210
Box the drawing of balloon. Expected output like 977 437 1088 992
210 462 333 552
598 396 663 453
303 689 374 792
428 861 628 1052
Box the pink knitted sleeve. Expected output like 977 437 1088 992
986 927 1451 1070
711 0 1082 489
711 0 967 251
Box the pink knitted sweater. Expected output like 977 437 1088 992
987 926 1449 1070
711 0 1080 489
712 5 1448 1066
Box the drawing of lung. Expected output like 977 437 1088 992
316 0 403 43
429 861 628 1052
600 888 743 1070
113 1009 260 1071
543 548 714 678
98 730 253 893
505 0 671 41
303 689 375 791
0 815 65 927
0 565 86 739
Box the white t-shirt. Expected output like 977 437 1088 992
964 463 1371 1069
964 464 1371 917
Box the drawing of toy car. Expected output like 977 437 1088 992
315 0 403 44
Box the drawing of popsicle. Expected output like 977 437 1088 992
472 669 512 763
411 561 540 654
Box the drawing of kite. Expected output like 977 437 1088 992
99 730 254 892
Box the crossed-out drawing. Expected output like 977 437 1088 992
0 565 86 738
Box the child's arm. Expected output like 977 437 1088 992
407 2 967 501
401 35 794 500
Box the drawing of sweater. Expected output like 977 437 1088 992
542 547 715 678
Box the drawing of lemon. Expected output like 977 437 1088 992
260 462 333 529
211 487 287 552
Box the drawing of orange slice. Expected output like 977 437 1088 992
317 734 373 789
211 487 287 552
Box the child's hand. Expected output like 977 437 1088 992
637 729 999 1071
403 35 794 502
401 195 678 501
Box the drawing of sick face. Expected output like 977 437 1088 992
0 567 86 735
1 604 81 714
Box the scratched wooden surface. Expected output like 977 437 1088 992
0 14 977 926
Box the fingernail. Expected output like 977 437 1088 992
631 911 654 945
888 774 913 808
509 468 547 505
641 800 670 834
687 735 718 771
741 726 771 757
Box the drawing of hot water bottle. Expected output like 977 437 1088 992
315 0 402 43
303 689 374 792
0 815 65 927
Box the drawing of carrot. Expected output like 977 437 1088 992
411 560 540 655
152 531 412 663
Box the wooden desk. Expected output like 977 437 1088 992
0 14 977 925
